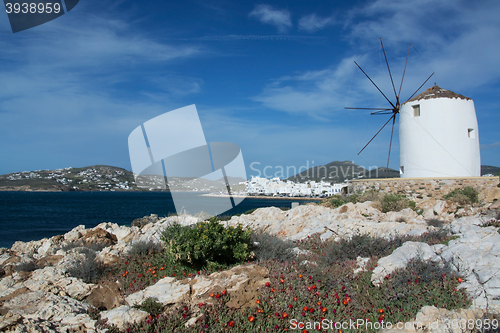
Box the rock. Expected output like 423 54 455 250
64 225 87 242
101 305 149 330
82 228 117 247
0 311 22 330
36 255 64 269
131 214 159 228
85 281 125 310
190 264 269 309
125 277 190 307
372 241 438 285
2 290 90 324
479 188 500 203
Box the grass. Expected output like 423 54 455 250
87 225 470 332
322 191 417 213
443 187 479 206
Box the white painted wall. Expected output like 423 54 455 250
399 97 481 178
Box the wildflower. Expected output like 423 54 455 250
299 274 303 278
288 304 293 309
256 300 261 304
321 307 328 313
216 293 221 299
198 302 204 307
266 282 271 287
280 278 285 284
378 309 384 313
228 320 235 327
303 306 309 311
222 290 227 295
282 313 289 319
458 277 463 283
248 315 255 322
257 309 264 313
210 293 214 297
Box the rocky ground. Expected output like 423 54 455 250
0 190 499 332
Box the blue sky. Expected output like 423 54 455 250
0 0 499 178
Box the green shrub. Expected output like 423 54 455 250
326 196 348 208
378 193 416 213
137 297 164 317
251 231 296 262
443 187 479 205
161 217 252 267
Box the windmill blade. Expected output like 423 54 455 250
406 72 435 102
354 61 396 109
386 115 397 178
358 114 396 155
398 44 411 101
345 107 393 111
380 39 398 102
371 111 394 115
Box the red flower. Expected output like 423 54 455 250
265 282 271 287
458 277 463 283
228 320 235 327
321 307 328 313
282 313 289 318
256 300 261 304
248 316 255 322
288 304 293 309
378 309 384 314
280 278 285 284
303 306 309 311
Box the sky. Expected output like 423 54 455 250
0 0 499 179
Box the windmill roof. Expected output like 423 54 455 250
406 85 472 102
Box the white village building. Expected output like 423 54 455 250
245 176 347 197
399 85 481 178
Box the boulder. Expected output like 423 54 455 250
125 277 190 307
372 241 439 285
479 188 500 203
85 280 125 310
101 305 149 330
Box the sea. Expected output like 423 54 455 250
0 191 316 249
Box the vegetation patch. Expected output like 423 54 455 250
443 187 479 205
89 218 470 332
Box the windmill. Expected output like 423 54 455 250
345 39 435 177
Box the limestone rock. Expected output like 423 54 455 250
372 241 438 285
85 280 124 311
125 277 190 307
101 305 149 330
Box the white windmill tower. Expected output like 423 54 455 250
399 85 480 178
345 39 481 178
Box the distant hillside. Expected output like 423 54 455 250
0 165 140 191
0 165 247 192
482 165 500 176
287 161 500 183
286 161 399 183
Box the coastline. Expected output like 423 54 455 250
200 193 322 201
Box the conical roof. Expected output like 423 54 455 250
406 85 471 103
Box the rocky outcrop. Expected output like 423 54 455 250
0 202 498 332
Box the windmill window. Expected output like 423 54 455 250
468 128 475 138
400 166 404 174
413 105 420 117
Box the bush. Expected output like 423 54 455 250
378 193 416 213
251 231 296 262
161 217 252 267
426 218 445 228
127 240 163 256
443 187 479 205
66 247 105 283
137 297 164 317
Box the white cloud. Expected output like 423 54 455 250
481 142 500 151
249 4 292 33
299 14 334 32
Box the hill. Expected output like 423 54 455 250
0 165 140 191
286 160 399 183
482 165 500 176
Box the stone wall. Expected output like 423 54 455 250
349 177 499 199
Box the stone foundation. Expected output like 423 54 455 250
349 177 499 199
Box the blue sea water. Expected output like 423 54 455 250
0 191 313 249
